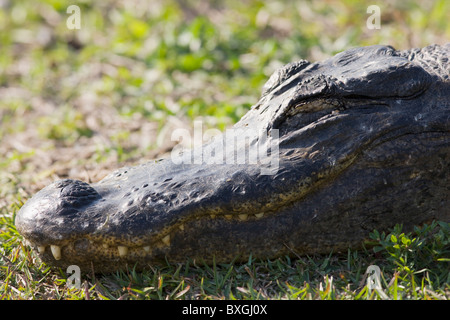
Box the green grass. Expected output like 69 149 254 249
0 0 449 300
2 204 449 299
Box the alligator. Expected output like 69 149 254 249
16 44 450 273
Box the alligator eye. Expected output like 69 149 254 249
288 98 344 116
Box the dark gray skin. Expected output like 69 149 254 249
16 44 450 273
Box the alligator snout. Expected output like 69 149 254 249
16 179 102 245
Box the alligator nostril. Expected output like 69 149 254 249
57 180 101 209
59 180 101 199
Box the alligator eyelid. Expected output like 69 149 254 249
288 99 343 115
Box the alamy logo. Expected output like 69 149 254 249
366 5 381 30
66 5 81 30
365 265 389 299
170 120 280 175
66 265 81 289
366 265 382 290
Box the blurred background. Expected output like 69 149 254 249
0 0 449 203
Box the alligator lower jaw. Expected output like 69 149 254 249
26 239 171 272
23 211 277 271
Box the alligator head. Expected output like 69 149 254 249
16 44 450 272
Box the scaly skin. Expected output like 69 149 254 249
16 44 450 272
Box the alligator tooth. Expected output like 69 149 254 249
210 214 216 219
162 235 171 246
117 246 128 257
225 215 233 220
238 214 248 221
37 246 46 254
50 245 61 260
178 224 185 231
143 246 150 252
255 213 264 219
